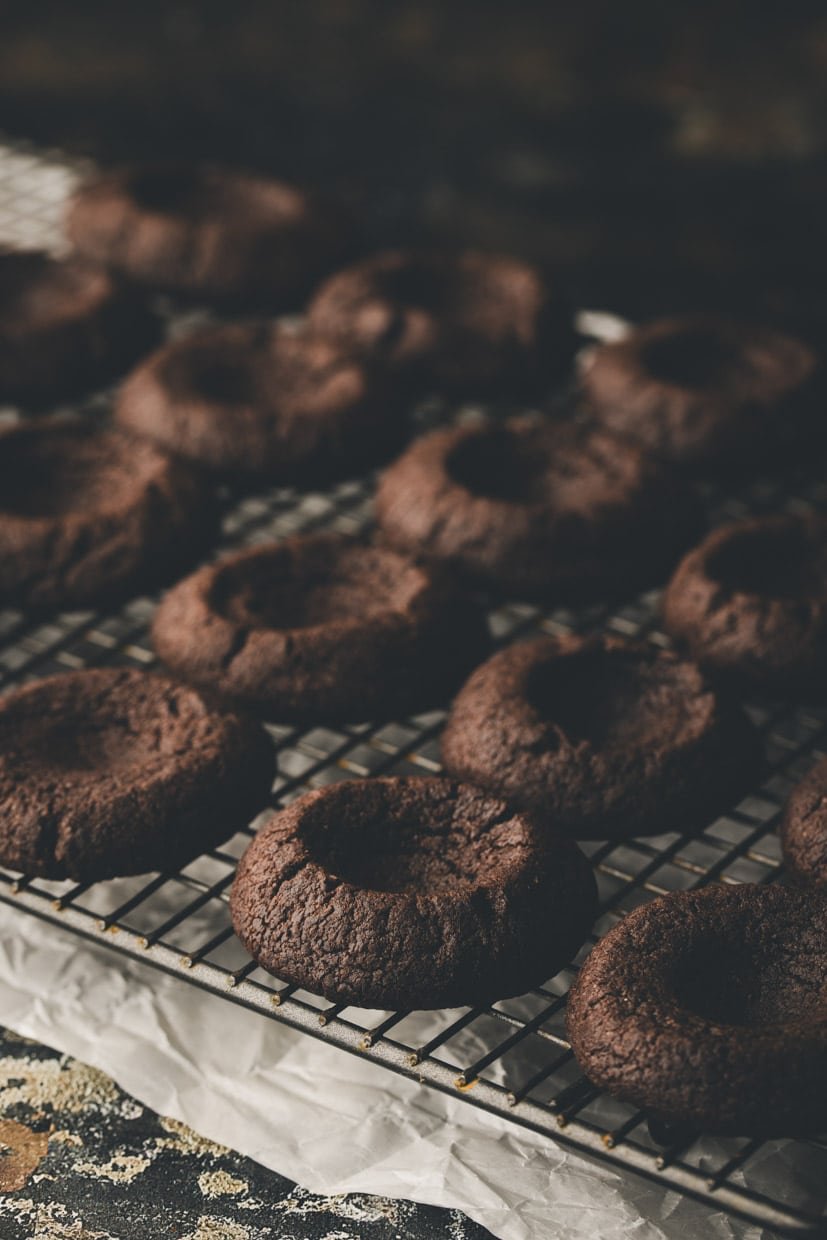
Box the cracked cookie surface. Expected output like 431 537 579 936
306 248 575 398
117 321 407 483
152 531 490 722
581 315 821 469
0 420 217 610
0 667 275 880
67 164 351 306
230 775 597 1009
375 417 701 600
566 883 827 1135
441 634 761 839
663 514 827 695
0 249 158 406
781 755 827 888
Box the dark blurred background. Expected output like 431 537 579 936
2 1 827 327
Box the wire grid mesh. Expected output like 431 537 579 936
0 136 825 1238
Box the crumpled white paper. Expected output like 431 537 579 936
0 901 801 1240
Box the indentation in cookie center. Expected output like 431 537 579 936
303 804 522 894
39 720 150 776
212 548 422 630
190 357 257 405
644 327 735 388
375 263 447 308
705 525 826 599
673 942 827 1028
526 648 686 748
447 429 548 503
128 168 202 213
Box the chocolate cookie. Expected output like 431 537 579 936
230 776 597 1010
781 756 827 889
0 420 217 610
567 883 827 1136
67 163 350 306
580 315 821 469
306 249 575 397
0 249 157 406
0 668 275 881
152 531 490 722
663 514 827 695
375 418 701 600
441 635 761 839
116 322 407 483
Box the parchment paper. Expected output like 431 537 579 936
0 901 810 1240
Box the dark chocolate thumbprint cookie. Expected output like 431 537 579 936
306 249 575 397
152 531 490 722
67 163 351 306
781 756 827 889
441 635 761 839
0 668 275 882
116 322 407 484
230 776 597 1010
375 418 701 601
663 513 827 695
567 883 827 1136
0 420 217 610
581 315 821 470
0 249 157 406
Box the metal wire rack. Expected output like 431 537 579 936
0 136 826 1238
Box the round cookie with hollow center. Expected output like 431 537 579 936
306 249 575 397
781 756 827 889
375 418 702 600
580 315 821 470
66 163 350 306
230 776 598 1010
66 162 347 307
151 531 490 723
116 321 407 484
663 513 827 695
0 668 275 881
0 249 158 406
566 883 827 1136
0 420 217 610
441 634 761 839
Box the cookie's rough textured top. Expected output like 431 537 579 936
663 513 827 695
152 531 490 722
306 249 575 397
567 883 827 1135
0 249 157 406
0 420 217 610
581 315 821 469
441 634 761 839
116 321 407 483
230 776 597 1010
781 756 827 889
375 418 701 600
67 164 351 306
0 668 275 881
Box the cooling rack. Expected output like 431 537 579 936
0 136 826 1238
